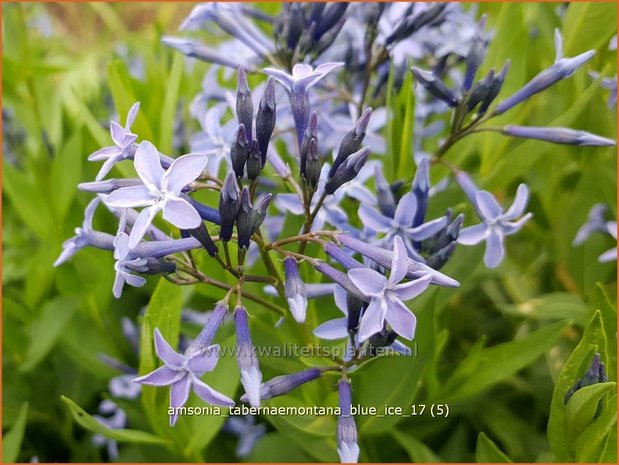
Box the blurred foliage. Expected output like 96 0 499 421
2 2 617 463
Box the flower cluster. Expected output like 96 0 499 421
56 3 615 462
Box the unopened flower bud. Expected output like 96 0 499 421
231 124 250 178
412 67 459 107
246 140 263 181
256 77 276 164
241 367 323 402
251 193 272 234
236 187 253 249
325 147 369 195
374 165 396 217
284 257 307 322
300 112 318 178
330 108 372 178
185 221 218 256
218 172 240 242
336 380 359 463
305 138 322 190
236 67 253 141
235 305 262 408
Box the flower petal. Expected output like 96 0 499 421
128 206 161 249
357 205 391 233
503 184 529 220
263 68 294 91
484 228 505 268
385 296 416 340
476 191 502 220
274 193 304 216
457 223 488 245
162 153 207 195
408 215 449 241
394 192 417 227
170 374 191 409
334 285 348 315
125 102 140 130
134 365 182 386
389 236 408 284
110 121 126 147
134 141 165 191
392 274 432 301
501 213 533 235
105 185 156 208
188 344 220 375
154 328 186 368
348 268 387 297
358 298 387 343
191 376 235 407
112 271 125 299
313 317 349 340
599 247 617 263
89 145 121 161
162 198 203 230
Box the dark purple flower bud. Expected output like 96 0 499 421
346 293 365 334
241 367 323 402
463 15 487 91
186 301 228 353
336 234 459 288
235 306 262 408
314 260 369 302
256 77 276 164
411 67 459 107
564 353 608 404
305 138 322 190
386 3 447 45
367 328 398 357
246 140 263 181
315 3 348 40
285 3 304 50
466 69 495 113
251 193 272 234
284 257 307 322
425 241 457 270
185 222 218 256
184 195 222 225
236 67 253 141
329 108 372 178
313 16 347 56
502 125 616 146
325 147 369 195
494 49 595 115
308 3 326 26
336 380 359 463
125 258 176 275
479 60 510 115
219 172 240 242
236 187 253 249
231 124 250 178
412 157 430 228
374 166 397 217
300 112 318 178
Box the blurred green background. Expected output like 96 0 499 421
2 2 617 463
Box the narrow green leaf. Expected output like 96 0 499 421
476 432 512 462
158 52 184 153
393 430 443 462
562 3 617 56
61 396 168 445
2 402 29 463
50 129 83 222
565 382 616 442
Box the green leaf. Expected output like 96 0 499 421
20 297 78 372
50 129 83 222
397 68 415 176
573 393 617 462
61 396 168 445
548 310 608 461
562 3 618 56
158 52 184 153
476 432 512 463
248 432 313 462
588 283 617 380
497 292 587 324
393 429 443 462
2 402 29 463
565 382 616 442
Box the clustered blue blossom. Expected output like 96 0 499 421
56 3 616 462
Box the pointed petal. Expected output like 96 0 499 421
89 146 121 161
162 153 207 195
188 344 220 375
390 236 408 283
291 63 314 79
348 268 387 297
134 365 182 386
112 271 125 299
170 375 191 412
95 155 124 181
484 228 505 268
134 141 165 191
503 184 529 220
394 192 417 227
334 285 348 315
110 121 126 146
599 247 617 262
385 296 416 340
392 274 432 301
125 102 140 129
163 198 202 230
274 193 304 216
128 206 161 249
154 328 186 368
476 191 502 219
457 223 488 245
501 213 533 235
263 68 294 91
104 185 156 208
313 318 349 340
357 205 391 232
358 298 386 343
191 376 235 407
408 216 449 240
